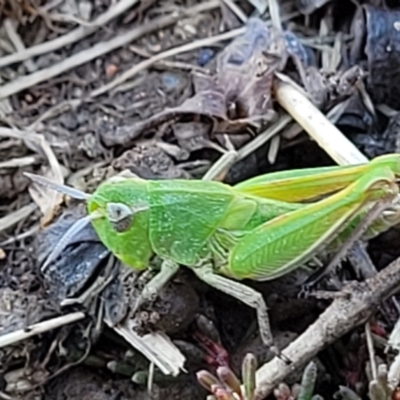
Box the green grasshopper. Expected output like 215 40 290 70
25 153 400 355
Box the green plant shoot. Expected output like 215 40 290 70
25 153 400 355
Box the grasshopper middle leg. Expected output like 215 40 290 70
192 263 286 360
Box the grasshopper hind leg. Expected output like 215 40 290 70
193 263 291 364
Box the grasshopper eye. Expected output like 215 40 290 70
107 202 133 233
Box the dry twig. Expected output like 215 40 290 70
253 256 400 399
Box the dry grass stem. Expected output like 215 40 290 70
274 78 369 166
0 155 37 169
0 225 39 246
0 203 38 234
221 0 248 22
388 352 400 390
237 114 292 160
267 134 280 164
3 19 37 72
365 322 378 380
201 115 292 181
268 0 282 29
0 312 85 349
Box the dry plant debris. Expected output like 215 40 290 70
2 0 400 399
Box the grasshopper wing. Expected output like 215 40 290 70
234 154 400 203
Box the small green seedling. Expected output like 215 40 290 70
197 352 257 400
25 154 400 356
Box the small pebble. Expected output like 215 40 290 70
198 48 215 66
106 64 119 78
162 72 186 92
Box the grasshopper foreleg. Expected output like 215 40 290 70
192 263 289 362
133 260 180 314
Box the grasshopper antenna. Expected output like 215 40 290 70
23 172 102 273
41 211 102 273
24 172 90 200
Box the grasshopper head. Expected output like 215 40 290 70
24 173 153 272
88 176 153 270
